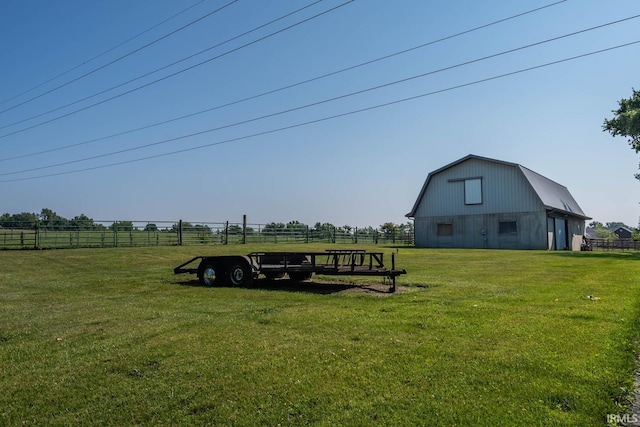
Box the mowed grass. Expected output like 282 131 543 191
1 245 639 426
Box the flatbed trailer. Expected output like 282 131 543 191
174 249 406 292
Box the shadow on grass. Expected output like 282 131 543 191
541 251 640 261
174 278 397 295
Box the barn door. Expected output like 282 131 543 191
554 218 567 250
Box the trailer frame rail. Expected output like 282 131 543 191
174 249 406 291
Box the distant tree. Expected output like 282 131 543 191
588 221 603 228
286 221 307 236
603 88 640 179
357 226 376 237
379 222 397 239
263 222 286 235
143 223 158 232
38 209 72 230
192 224 212 235
311 222 335 240
171 222 192 232
1 212 38 229
228 224 242 234
595 228 618 241
110 221 134 231
0 213 11 228
69 214 95 230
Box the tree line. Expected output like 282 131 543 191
0 209 414 238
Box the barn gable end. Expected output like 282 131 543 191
407 155 590 250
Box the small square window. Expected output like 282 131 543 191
437 223 453 236
499 221 517 234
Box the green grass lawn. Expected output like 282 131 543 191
1 245 639 426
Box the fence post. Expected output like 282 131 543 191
225 221 229 245
35 220 40 249
114 222 118 247
178 220 183 246
305 226 309 244
333 226 336 244
354 227 358 244
242 215 247 244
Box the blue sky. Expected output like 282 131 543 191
1 0 639 228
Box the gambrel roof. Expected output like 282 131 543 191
407 154 590 219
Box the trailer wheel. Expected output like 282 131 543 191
288 272 312 282
198 262 219 287
228 262 252 286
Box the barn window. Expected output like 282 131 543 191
499 221 517 234
464 178 482 205
437 223 453 236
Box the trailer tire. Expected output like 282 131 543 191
288 272 312 282
198 261 220 287
228 261 252 286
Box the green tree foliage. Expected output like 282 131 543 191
69 214 98 230
311 222 335 240
143 223 158 232
262 222 286 235
603 88 640 179
0 212 38 229
227 224 242 234
379 222 398 239
40 208 69 230
110 221 134 231
0 210 98 230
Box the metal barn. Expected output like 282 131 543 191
406 155 590 250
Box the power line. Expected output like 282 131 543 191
0 0 206 106
0 0 324 135
2 12 637 172
0 0 568 156
2 40 637 183
0 0 238 115
0 0 354 138
6 13 637 176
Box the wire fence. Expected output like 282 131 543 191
0 219 414 250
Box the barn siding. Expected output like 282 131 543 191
411 156 589 250
414 158 544 218
414 211 548 249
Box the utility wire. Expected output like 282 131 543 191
0 0 206 106
0 0 238 115
0 0 567 155
0 0 323 134
1 13 637 173
0 0 353 137
2 40 638 183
